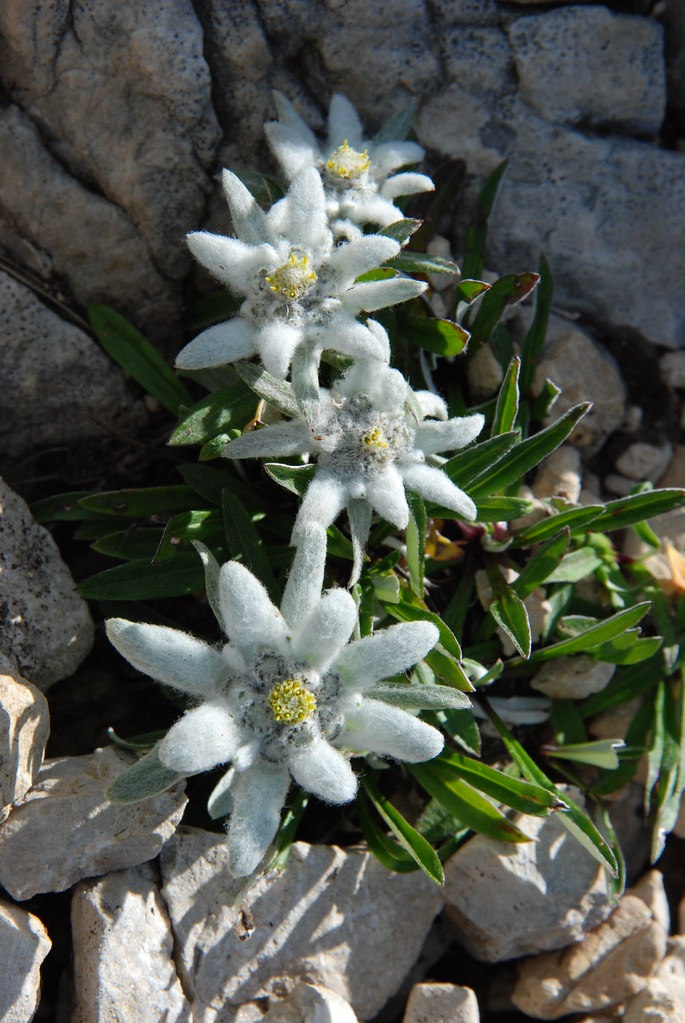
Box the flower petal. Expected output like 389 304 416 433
280 522 328 630
327 235 400 290
106 619 226 697
401 463 477 520
372 140 425 176
255 320 303 379
342 277 427 314
159 700 245 773
327 94 364 150
308 316 389 363
224 420 313 460
289 736 358 804
264 121 318 180
348 498 372 586
367 466 409 529
175 318 257 370
222 169 272 245
227 762 291 876
334 620 439 690
185 234 275 294
293 589 358 670
414 413 485 455
219 561 289 654
279 167 329 251
338 192 403 228
415 390 448 420
207 767 235 819
381 172 435 200
337 699 444 762
292 471 347 539
273 90 318 145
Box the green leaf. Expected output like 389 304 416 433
378 218 422 245
472 496 533 522
389 252 460 275
169 382 257 446
527 603 651 663
369 682 471 711
519 256 552 395
154 510 223 563
77 552 209 600
490 590 531 659
512 530 569 599
106 745 183 803
31 491 113 523
89 303 191 414
233 360 300 418
179 463 254 507
373 101 417 143
383 598 463 664
79 486 199 519
586 489 685 534
442 432 520 489
543 739 626 770
222 491 279 601
192 540 224 629
530 377 562 420
511 505 604 546
454 279 491 309
92 527 165 561
492 355 520 436
590 635 663 666
264 462 315 497
432 749 560 816
199 433 237 461
357 790 419 874
461 160 508 281
424 650 473 692
362 777 444 884
468 273 540 350
402 315 469 357
546 547 604 583
406 492 426 596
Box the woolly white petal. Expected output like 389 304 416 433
227 762 291 876
292 472 347 538
207 767 235 819
381 171 435 200
340 192 404 228
343 277 427 314
159 700 245 773
366 466 409 529
372 140 425 176
255 320 303 379
106 619 226 697
264 121 318 180
415 390 448 420
414 413 485 455
338 358 406 408
219 562 289 654
338 699 443 762
222 169 272 245
280 522 328 630
280 167 329 250
349 498 372 587
289 736 358 804
185 234 276 294
327 94 364 149
334 620 439 690
401 463 477 520
308 316 389 363
175 318 257 370
293 589 358 670
327 235 400 289
224 420 312 460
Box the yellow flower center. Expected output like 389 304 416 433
268 679 317 725
327 140 370 180
265 253 317 300
362 426 389 451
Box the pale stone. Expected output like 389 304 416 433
628 870 670 934
657 444 685 488
616 442 674 483
71 864 190 1023
403 983 480 1023
159 828 444 1021
604 473 639 497
466 342 504 401
475 567 552 658
0 478 93 692
0 671 49 818
623 405 644 434
258 983 360 1023
0 898 51 1023
530 656 615 700
0 272 148 462
0 747 187 900
621 936 685 1022
427 236 460 292
512 896 667 1019
532 446 582 504
660 351 685 390
443 805 611 962
532 331 626 454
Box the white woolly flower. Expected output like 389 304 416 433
225 359 485 578
265 92 435 233
176 166 426 380
105 526 444 877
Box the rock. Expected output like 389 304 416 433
530 656 615 700
0 272 148 462
0 897 51 1023
616 442 674 483
257 983 360 1023
532 446 582 504
443 802 611 962
508 7 665 136
0 477 94 691
403 983 480 1023
660 350 685 390
664 0 685 115
604 473 639 497
159 828 444 1021
0 671 49 819
623 936 685 1022
657 444 685 488
71 864 190 1023
628 870 670 934
512 895 667 1019
0 746 187 900
466 342 505 401
623 405 644 434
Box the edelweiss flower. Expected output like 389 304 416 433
265 92 435 232
176 166 426 380
225 360 485 577
106 526 446 876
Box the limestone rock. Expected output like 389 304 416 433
0 747 187 900
660 350 685 391
0 272 148 462
512 895 667 1019
0 898 51 1023
159 828 444 1021
71 864 190 1023
0 671 49 818
257 983 360 1023
466 342 505 401
443 805 611 962
628 870 670 934
532 446 582 504
530 656 615 700
508 7 665 135
403 983 480 1023
616 442 674 483
532 330 626 453
0 478 94 691
624 936 685 1022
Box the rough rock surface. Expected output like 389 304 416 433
623 936 685 1022
531 446 582 504
255 983 360 1023
0 897 51 1023
530 656 615 700
443 805 611 962
0 477 94 691
159 828 444 1021
512 895 667 1019
71 864 190 1023
0 671 49 819
616 442 674 483
0 272 148 462
403 983 480 1023
0 746 187 900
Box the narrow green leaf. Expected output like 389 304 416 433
519 255 552 396
369 682 471 712
31 490 111 523
469 273 540 349
169 382 257 446
233 360 300 418
591 635 663 666
492 355 520 436
490 590 531 658
77 552 209 600
406 492 426 596
373 101 417 143
402 315 469 357
586 489 685 534
222 491 279 601
179 463 254 507
442 432 520 489
383 598 463 663
461 160 508 280
389 252 460 275
512 530 569 599
106 745 183 803
433 750 560 816
454 279 491 308
154 509 223 563
362 778 444 885
192 540 224 629
92 527 165 561
378 218 422 245
357 790 419 874
544 739 626 770
199 433 237 461
267 790 309 873
512 504 604 546
546 547 604 583
79 486 199 519
264 462 315 497
424 650 473 691
472 496 533 522
527 603 652 663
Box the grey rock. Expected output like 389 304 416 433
508 7 665 135
629 870 670 935
428 0 500 28
443 804 611 962
159 828 444 1021
0 478 94 692
258 983 360 1023
530 656 615 700
604 473 638 497
0 272 148 462
616 442 674 482
532 446 582 504
71 864 190 1023
403 983 480 1023
0 670 49 819
439 28 514 97
665 0 685 114
0 747 187 900
0 898 51 1023
624 936 685 1022
660 350 685 390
